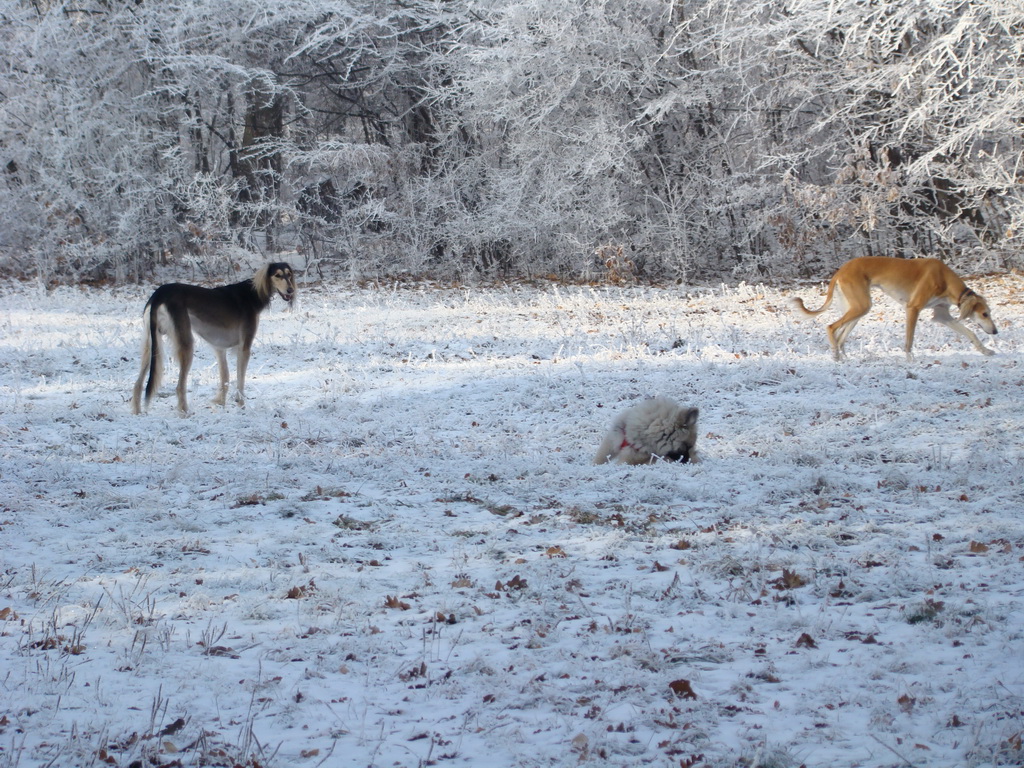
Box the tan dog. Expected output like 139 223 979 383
131 262 296 414
791 256 996 360
594 398 699 465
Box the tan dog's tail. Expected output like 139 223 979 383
791 274 838 316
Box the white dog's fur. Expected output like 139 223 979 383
594 397 699 465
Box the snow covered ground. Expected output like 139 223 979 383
1 272 1023 768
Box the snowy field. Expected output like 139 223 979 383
1 272 1023 768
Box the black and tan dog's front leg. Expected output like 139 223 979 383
234 344 253 407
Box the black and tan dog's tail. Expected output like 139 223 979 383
130 298 165 414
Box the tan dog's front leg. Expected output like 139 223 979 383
932 306 995 355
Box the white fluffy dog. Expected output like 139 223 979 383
594 397 699 465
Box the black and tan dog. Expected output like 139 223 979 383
792 256 996 360
131 263 296 414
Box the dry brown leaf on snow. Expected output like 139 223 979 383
285 580 317 599
795 633 817 648
668 679 698 699
157 718 185 737
772 569 806 590
496 574 528 592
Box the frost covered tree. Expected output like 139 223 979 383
416 0 672 277
0 0 439 281
671 0 1024 274
0 0 1021 282
425 0 1024 279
